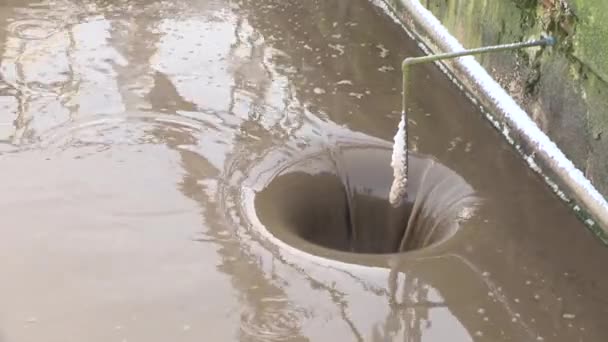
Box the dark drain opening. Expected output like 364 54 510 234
254 144 478 255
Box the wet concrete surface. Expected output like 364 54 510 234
0 0 607 341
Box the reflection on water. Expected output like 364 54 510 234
0 0 607 341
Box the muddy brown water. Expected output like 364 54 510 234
0 0 607 341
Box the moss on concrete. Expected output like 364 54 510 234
424 0 540 67
584 71 608 196
569 0 608 83
536 53 590 169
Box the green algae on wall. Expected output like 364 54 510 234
423 0 542 65
569 0 608 83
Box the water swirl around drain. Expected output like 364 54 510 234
251 142 480 255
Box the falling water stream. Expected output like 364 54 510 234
0 0 607 341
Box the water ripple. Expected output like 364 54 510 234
33 111 215 149
239 302 305 341
6 19 61 40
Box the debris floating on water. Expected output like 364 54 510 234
562 313 576 320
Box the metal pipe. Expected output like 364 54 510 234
389 36 556 207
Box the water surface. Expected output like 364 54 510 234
0 0 607 341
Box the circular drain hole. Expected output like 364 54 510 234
254 144 479 255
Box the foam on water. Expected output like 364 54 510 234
389 112 408 207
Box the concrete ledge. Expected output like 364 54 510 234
373 0 608 242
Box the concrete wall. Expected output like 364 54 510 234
388 0 608 198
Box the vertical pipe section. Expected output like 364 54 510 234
388 37 555 207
